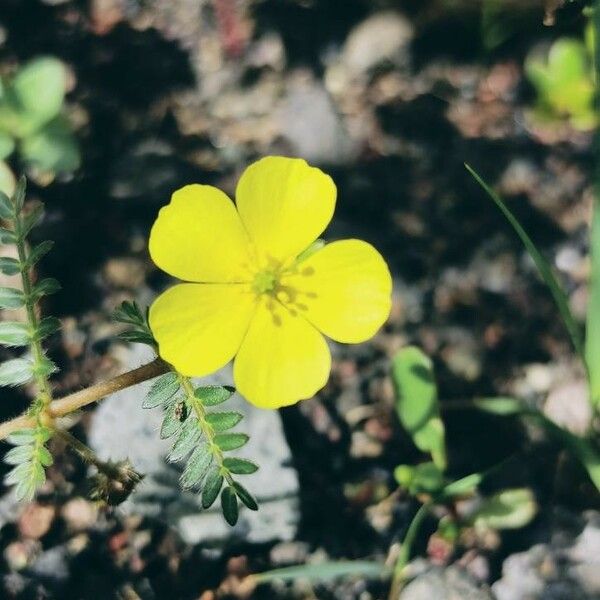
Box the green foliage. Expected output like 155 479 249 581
587 196 600 407
525 32 597 130
0 179 60 500
141 371 259 525
466 164 586 365
392 346 446 470
255 561 387 585
0 57 80 185
4 427 53 501
468 488 538 530
113 301 156 347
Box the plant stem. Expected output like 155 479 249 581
0 357 169 440
15 231 53 412
178 375 232 483
388 502 432 599
587 1 600 410
55 428 119 478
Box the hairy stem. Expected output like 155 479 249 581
0 357 169 440
179 375 232 483
55 428 120 478
15 226 53 413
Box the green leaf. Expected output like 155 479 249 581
7 428 37 445
205 411 243 432
20 117 80 173
587 196 600 407
27 240 54 266
0 287 25 309
0 256 21 275
33 356 57 378
232 481 258 511
118 330 155 345
20 204 44 238
221 486 239 525
143 372 179 409
0 227 17 244
0 358 32 386
223 457 259 475
180 443 212 489
394 462 445 495
392 346 447 470
255 561 386 584
214 433 249 451
202 467 224 509
0 161 15 198
466 164 585 366
441 473 483 499
4 444 33 465
0 131 15 160
469 488 537 530
0 321 30 346
160 402 184 439
168 417 202 463
0 189 14 219
195 385 235 406
35 316 61 341
114 301 145 326
12 177 25 212
473 397 525 416
31 278 61 300
37 445 53 467
0 57 66 137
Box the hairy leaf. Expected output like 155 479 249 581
35 316 61 341
0 358 32 386
31 277 60 300
223 457 259 475
20 204 44 238
0 190 14 219
0 256 21 275
0 287 25 309
221 486 239 525
180 443 212 490
202 467 224 509
160 402 184 439
214 433 249 451
232 481 258 511
0 227 17 244
143 372 179 409
195 385 235 406
27 240 53 266
205 411 243 432
4 444 33 465
168 417 202 463
0 321 30 346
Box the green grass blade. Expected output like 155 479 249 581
255 561 388 584
587 198 600 407
465 164 586 367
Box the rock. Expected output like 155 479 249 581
544 379 591 436
493 511 600 600
279 72 356 165
61 498 98 532
27 545 69 582
399 565 494 600
18 503 56 540
89 344 299 545
342 11 413 76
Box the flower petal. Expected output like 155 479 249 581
150 283 256 377
280 239 392 343
233 297 331 408
235 156 336 265
149 185 253 282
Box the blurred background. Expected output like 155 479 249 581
0 0 598 598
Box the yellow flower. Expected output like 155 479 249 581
148 156 392 409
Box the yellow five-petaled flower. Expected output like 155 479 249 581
148 156 392 409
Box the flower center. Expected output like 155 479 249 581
252 269 278 294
